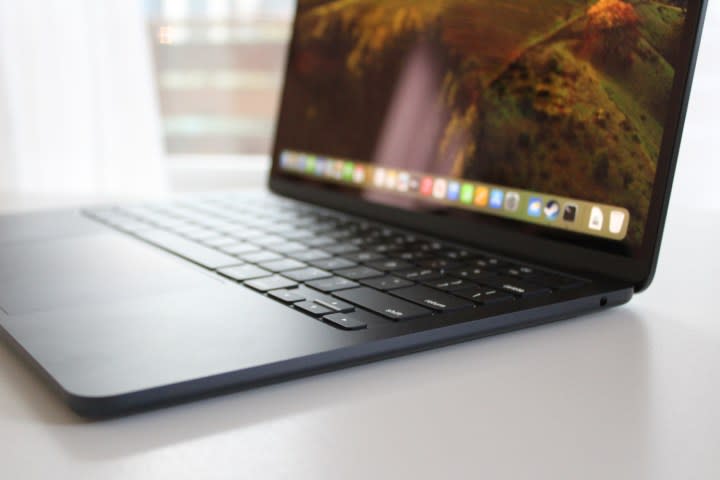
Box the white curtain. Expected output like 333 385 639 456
0 0 167 195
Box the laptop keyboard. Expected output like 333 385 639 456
84 192 589 331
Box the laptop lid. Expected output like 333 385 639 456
269 0 708 291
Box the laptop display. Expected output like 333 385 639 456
273 0 691 256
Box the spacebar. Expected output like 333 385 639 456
135 229 243 270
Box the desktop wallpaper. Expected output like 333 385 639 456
279 0 689 244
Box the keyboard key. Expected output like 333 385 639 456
281 229 314 240
218 265 271 282
246 275 298 292
393 251 429 262
334 287 431 320
454 287 514 305
447 267 496 282
259 258 307 272
219 243 261 256
372 244 403 254
472 257 507 269
289 249 332 262
334 266 384 280
440 248 476 260
424 278 475 292
268 289 305 304
226 228 265 240
310 257 357 271
414 241 443 252
201 235 237 248
269 241 306 254
306 276 359 293
293 287 356 312
391 286 474 312
255 234 285 245
343 251 386 263
312 297 355 313
283 267 333 282
327 228 356 240
240 250 283 263
415 258 460 270
302 236 334 247
323 244 360 255
262 223 296 234
360 275 414 291
294 301 333 317
323 312 369 331
480 277 552 298
366 259 414 272
396 268 442 281
136 230 244 270
311 224 343 235
503 266 538 277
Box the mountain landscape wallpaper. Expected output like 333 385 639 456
280 0 689 243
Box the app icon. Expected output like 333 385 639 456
408 175 421 193
589 206 604 231
342 162 354 181
420 176 434 196
322 160 335 177
461 184 475 204
280 151 289 168
305 156 316 173
544 200 560 221
284 153 298 170
563 204 578 222
315 158 326 176
474 186 489 207
332 160 343 179
447 181 461 201
504 192 520 212
373 168 386 188
528 197 543 217
609 210 626 234
433 178 448 199
385 170 397 190
352 165 366 184
397 172 410 192
489 189 504 209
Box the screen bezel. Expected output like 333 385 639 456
269 0 709 291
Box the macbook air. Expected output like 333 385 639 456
0 0 708 417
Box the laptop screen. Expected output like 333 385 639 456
272 0 692 255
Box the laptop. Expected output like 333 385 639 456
0 1 708 417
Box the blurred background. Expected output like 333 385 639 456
145 0 292 157
0 0 718 211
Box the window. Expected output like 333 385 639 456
144 0 295 156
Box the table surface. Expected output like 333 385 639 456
3 7 720 480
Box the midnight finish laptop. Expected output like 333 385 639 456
0 1 708 417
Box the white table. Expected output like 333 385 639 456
2 6 720 480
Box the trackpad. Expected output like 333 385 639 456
0 233 215 316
